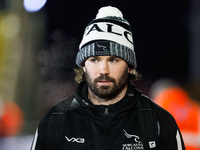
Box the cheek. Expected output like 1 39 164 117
84 67 98 78
112 66 129 75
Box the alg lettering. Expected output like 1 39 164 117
85 23 133 44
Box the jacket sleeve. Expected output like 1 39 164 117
155 104 186 150
30 109 52 150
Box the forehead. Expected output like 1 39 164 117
83 56 129 67
87 55 123 60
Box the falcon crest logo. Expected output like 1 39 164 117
123 129 142 143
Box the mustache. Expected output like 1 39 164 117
94 75 115 83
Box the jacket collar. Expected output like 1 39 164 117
75 81 142 111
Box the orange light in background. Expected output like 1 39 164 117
0 101 24 137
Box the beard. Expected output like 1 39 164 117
84 70 129 99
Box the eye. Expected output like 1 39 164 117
109 58 119 63
90 58 98 63
110 59 117 63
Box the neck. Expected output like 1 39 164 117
88 85 128 106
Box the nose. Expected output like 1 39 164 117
99 61 109 76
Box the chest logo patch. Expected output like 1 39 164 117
123 129 144 150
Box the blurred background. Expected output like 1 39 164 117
0 0 200 149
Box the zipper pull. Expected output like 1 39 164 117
104 108 108 115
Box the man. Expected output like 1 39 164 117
31 6 185 150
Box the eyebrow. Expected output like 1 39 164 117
110 56 119 59
91 56 98 58
91 56 119 58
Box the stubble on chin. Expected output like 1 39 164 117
85 72 128 99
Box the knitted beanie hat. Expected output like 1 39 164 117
76 6 136 68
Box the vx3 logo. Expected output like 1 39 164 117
123 129 142 143
65 136 85 143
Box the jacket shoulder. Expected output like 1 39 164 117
142 95 180 136
37 95 76 138
141 94 176 120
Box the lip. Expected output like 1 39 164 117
97 80 112 85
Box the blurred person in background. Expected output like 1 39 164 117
150 78 200 150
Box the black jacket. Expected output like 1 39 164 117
31 82 185 150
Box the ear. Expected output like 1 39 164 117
83 66 86 72
128 68 132 73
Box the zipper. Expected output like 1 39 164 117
103 107 109 150
104 108 108 115
104 108 109 130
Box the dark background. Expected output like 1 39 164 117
43 0 189 85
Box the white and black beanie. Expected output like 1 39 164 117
76 6 136 68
